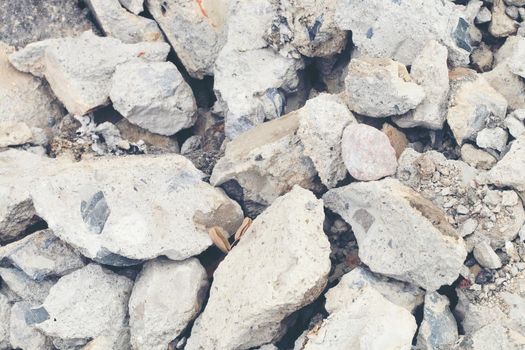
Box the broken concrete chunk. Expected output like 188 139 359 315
297 93 356 188
0 268 54 304
147 0 228 78
0 122 33 147
8 31 170 116
272 0 347 57
323 178 467 291
215 47 303 138
397 149 524 248
447 69 508 144
476 127 508 152
487 133 525 192
474 241 502 269
110 60 197 136
0 149 243 265
210 113 319 216
129 258 208 350
186 187 331 350
0 229 85 281
9 301 52 350
302 288 416 350
460 143 497 170
489 0 519 38
416 292 458 350
34 264 132 344
393 41 450 130
0 42 63 138
505 113 525 138
0 186 38 243
86 0 163 43
325 266 424 314
0 0 95 48
344 57 425 118
341 124 397 181
335 0 476 67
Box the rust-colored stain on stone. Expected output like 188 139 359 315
196 0 208 18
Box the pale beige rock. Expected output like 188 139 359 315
489 0 519 37
487 133 525 192
461 144 497 170
381 123 408 159
186 187 331 350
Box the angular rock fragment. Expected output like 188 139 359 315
487 133 525 192
110 60 197 136
270 0 347 57
0 229 85 281
147 0 228 78
0 0 95 47
186 187 331 349
302 288 416 350
210 113 319 216
335 0 477 66
344 57 425 118
489 0 519 37
476 127 508 152
9 301 52 350
393 41 450 130
341 124 397 181
0 268 54 304
460 144 497 170
0 122 33 147
323 178 467 291
0 43 63 137
297 93 356 188
381 123 408 159
398 149 524 248
473 241 502 269
447 69 508 144
0 187 38 244
416 292 458 350
33 264 132 345
213 0 304 138
0 293 9 350
129 258 208 350
325 267 424 314
505 112 525 138
0 149 243 264
86 0 162 43
8 31 170 115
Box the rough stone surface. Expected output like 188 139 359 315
489 0 519 38
461 144 497 170
33 264 132 344
416 292 458 350
9 301 52 350
382 123 408 159
147 0 228 78
0 268 54 304
474 241 503 269
129 258 208 350
0 150 243 264
341 124 397 181
110 60 197 136
301 287 416 350
0 0 95 48
505 113 525 138
0 187 38 244
210 113 319 216
487 133 525 192
476 127 508 152
186 187 331 350
397 149 525 248
447 69 508 144
323 178 467 291
297 93 356 188
0 42 63 136
0 229 85 281
335 0 477 67
86 0 163 43
119 0 144 14
0 293 9 350
0 122 33 147
393 41 449 130
344 57 425 118
8 31 170 116
325 266 424 314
